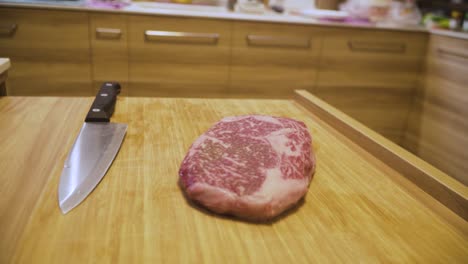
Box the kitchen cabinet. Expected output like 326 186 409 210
90 13 129 95
403 35 468 185
230 21 321 97
0 8 92 96
128 15 231 97
315 28 427 144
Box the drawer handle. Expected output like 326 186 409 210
144 30 219 45
246 35 310 48
437 48 468 61
0 23 17 37
96 28 122 39
348 41 406 53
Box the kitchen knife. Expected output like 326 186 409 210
58 82 127 214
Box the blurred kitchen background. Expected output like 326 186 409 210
2 0 468 33
98 0 468 32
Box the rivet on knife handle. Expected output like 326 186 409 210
85 82 121 123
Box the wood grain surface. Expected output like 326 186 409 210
0 97 90 263
315 28 427 144
0 71 7 96
128 15 231 97
0 8 92 96
0 96 467 263
229 22 321 97
90 13 129 96
295 90 468 222
402 35 468 185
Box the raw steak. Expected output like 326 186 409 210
179 115 315 221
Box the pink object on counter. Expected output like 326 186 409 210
86 0 130 9
320 17 371 25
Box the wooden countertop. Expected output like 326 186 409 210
0 94 467 263
430 29 468 41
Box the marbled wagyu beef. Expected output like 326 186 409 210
179 115 316 221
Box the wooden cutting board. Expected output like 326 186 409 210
0 92 467 263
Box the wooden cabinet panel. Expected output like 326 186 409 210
405 99 468 184
230 22 321 98
402 35 468 185
90 13 129 95
316 28 427 143
316 88 412 143
424 36 468 115
0 8 92 96
128 15 231 97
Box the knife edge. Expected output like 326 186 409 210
58 122 127 214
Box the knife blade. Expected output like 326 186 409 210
58 82 127 214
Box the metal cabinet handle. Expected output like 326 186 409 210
437 48 468 61
144 30 219 45
246 35 310 48
348 41 406 53
0 23 17 37
96 28 122 39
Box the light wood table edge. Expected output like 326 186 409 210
0 71 7 96
293 89 468 221
0 58 10 96
0 58 11 75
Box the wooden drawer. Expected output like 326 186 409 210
230 21 322 97
424 35 468 114
128 15 231 97
0 8 92 96
90 13 129 95
429 34 468 59
402 35 468 185
316 28 427 143
317 29 427 88
404 99 468 185
316 88 412 143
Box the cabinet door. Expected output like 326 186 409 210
128 15 231 97
403 35 468 185
230 22 321 98
0 8 92 96
90 13 129 95
316 29 427 143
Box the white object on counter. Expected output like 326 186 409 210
293 9 348 20
340 0 392 21
0 58 11 75
236 0 266 14
283 0 315 11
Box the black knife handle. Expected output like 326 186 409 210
85 82 121 122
